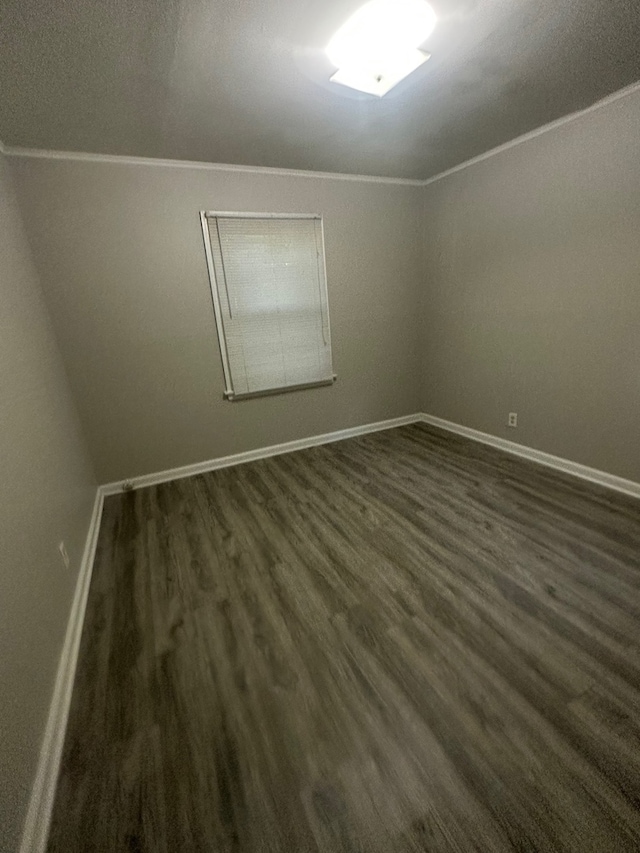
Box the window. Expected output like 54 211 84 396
200 212 335 400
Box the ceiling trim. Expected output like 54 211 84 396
2 145 425 186
421 79 640 188
3 79 638 184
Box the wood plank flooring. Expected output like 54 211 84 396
48 423 640 852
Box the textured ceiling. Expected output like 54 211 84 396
1 0 639 179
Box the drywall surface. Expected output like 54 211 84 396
0 154 96 851
2 0 640 180
420 85 640 482
10 159 423 483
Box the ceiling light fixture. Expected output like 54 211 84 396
326 0 437 97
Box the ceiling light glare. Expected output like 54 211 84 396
326 0 437 96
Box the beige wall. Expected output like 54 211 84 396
1 77 639 850
420 87 640 482
7 86 640 494
10 160 423 484
0 154 96 851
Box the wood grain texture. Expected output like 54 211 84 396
48 423 640 852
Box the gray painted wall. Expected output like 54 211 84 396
420 87 640 482
2 76 639 851
10 160 423 484
0 154 96 852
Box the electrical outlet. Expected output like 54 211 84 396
508 412 518 428
58 541 70 569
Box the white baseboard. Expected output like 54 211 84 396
19 488 104 853
100 413 423 495
18 412 639 851
420 413 640 500
101 411 640 500
18 413 419 850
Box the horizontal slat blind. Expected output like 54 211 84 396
205 215 333 399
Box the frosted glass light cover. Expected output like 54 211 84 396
327 0 436 95
329 50 430 97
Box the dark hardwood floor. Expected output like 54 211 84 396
48 423 640 852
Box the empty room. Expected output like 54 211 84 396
2 0 640 850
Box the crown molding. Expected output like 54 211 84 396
3 145 424 187
4 79 639 186
421 79 640 188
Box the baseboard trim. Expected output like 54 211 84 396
101 412 640 500
101 414 423 495
16 412 639 850
19 488 104 853
420 413 640 500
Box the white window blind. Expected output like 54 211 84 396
201 213 334 400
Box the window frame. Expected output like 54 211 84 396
199 211 335 401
